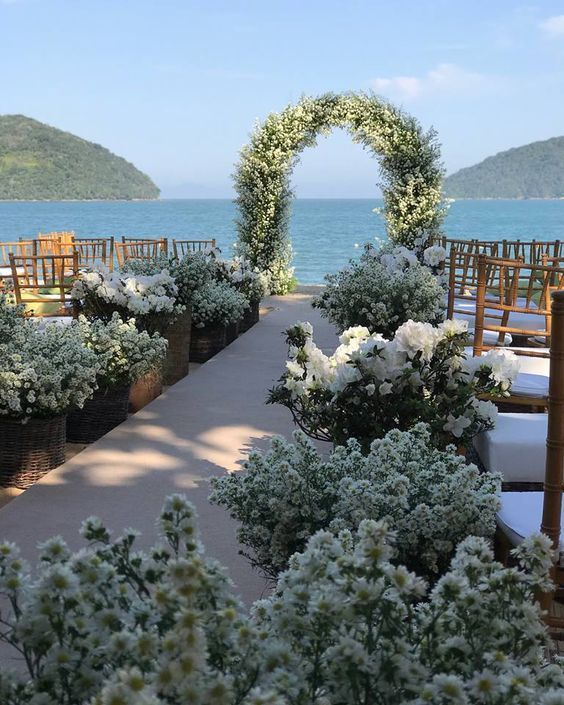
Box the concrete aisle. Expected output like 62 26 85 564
0 294 338 604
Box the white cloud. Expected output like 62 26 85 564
370 63 486 101
539 15 564 37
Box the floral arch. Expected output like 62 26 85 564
233 92 445 293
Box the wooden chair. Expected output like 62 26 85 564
172 239 216 257
495 288 564 630
73 237 114 271
472 255 564 408
504 240 562 265
9 252 79 318
1 241 36 281
115 238 167 267
37 231 75 256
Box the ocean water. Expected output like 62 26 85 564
1 198 564 284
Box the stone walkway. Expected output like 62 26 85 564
0 294 337 604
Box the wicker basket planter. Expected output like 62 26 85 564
190 324 227 363
225 320 239 345
67 386 130 443
0 415 66 489
239 300 260 334
163 308 192 385
129 368 163 413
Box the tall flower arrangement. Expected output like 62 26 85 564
0 496 560 704
269 319 519 450
313 244 445 336
234 92 445 293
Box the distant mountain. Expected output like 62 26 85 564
444 136 564 199
0 115 159 200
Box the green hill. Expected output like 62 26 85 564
444 136 564 199
0 115 159 200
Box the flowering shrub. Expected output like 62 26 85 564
124 252 217 306
313 244 445 336
191 280 249 328
215 255 270 303
234 92 445 293
269 319 519 450
211 424 500 580
0 495 561 704
71 267 184 334
0 317 98 419
73 313 168 388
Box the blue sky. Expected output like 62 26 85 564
1 0 564 197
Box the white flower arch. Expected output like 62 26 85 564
234 92 445 293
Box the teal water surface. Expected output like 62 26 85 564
1 199 564 284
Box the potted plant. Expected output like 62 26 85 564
190 281 249 362
66 314 168 442
220 256 269 333
0 303 98 488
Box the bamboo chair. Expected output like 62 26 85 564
172 238 216 257
115 238 167 267
0 241 36 285
495 288 564 631
9 252 79 318
37 231 75 256
504 240 562 265
73 237 115 271
472 255 564 408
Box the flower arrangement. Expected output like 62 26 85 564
191 280 249 328
71 267 184 334
72 313 168 389
0 316 98 420
216 255 270 303
0 495 561 704
124 252 217 306
211 424 501 580
268 319 519 450
312 244 445 336
234 92 445 293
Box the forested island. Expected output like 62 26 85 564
0 115 159 200
443 136 564 199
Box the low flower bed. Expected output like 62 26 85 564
269 318 520 451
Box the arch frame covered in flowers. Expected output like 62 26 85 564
234 92 445 293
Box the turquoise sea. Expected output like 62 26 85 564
1 198 564 284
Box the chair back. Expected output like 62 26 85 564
115 238 167 267
446 246 503 321
473 255 564 354
9 252 79 317
0 240 36 266
73 237 115 271
503 240 562 265
37 231 75 256
172 238 216 257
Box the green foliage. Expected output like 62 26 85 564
0 115 159 200
234 92 445 293
444 136 564 199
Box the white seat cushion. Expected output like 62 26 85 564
505 310 547 333
510 348 550 376
0 266 24 277
510 372 549 398
474 413 546 483
498 491 563 546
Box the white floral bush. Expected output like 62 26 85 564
234 92 445 293
269 319 519 450
313 244 445 336
216 255 270 303
191 280 249 328
0 314 98 420
73 314 168 389
0 495 561 704
211 424 501 580
71 267 184 334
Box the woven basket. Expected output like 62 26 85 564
67 386 130 443
163 308 192 385
239 300 260 333
225 320 239 345
0 415 66 489
190 324 226 363
129 368 163 413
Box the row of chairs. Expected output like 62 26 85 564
0 234 217 275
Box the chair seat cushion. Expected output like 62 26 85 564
510 372 549 398
509 348 550 376
498 491 563 546
474 413 546 483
